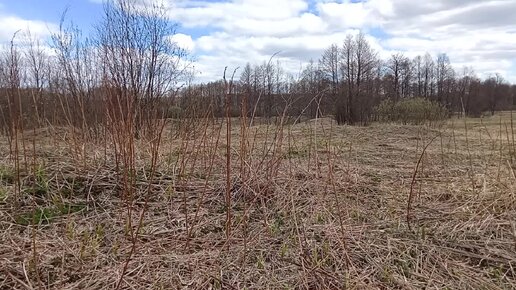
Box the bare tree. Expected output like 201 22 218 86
24 31 49 123
412 55 423 97
436 53 452 104
457 66 476 116
97 0 187 136
485 73 510 115
51 15 100 135
422 53 435 99
400 56 413 99
300 59 320 117
386 53 409 102
339 34 355 124
319 44 340 98
338 33 378 124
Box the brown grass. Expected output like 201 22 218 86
0 112 515 289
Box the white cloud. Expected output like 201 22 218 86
218 12 328 37
169 0 308 26
316 0 392 29
170 33 195 52
377 0 516 81
82 0 516 83
0 14 57 44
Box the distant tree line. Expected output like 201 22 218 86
1 11 515 137
180 33 515 125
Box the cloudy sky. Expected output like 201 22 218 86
1 0 515 83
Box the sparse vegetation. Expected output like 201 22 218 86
0 0 515 289
15 203 85 226
0 165 14 184
0 112 514 289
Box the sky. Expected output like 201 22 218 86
1 0 515 83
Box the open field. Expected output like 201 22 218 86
0 112 515 289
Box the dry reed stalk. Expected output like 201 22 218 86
407 135 437 231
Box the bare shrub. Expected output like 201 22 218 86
374 97 449 126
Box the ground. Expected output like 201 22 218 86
0 112 515 289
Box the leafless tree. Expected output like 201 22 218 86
97 0 187 136
338 33 378 124
412 55 423 97
457 66 476 116
386 53 410 102
436 53 453 104
486 73 510 115
421 53 435 99
400 56 413 99
320 44 340 98
24 31 49 123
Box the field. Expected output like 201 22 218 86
0 112 515 289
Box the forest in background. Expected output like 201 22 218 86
181 33 516 125
1 0 515 135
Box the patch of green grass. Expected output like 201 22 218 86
279 241 289 258
15 203 86 226
315 212 326 224
56 203 86 215
34 163 48 185
0 165 15 184
269 213 285 235
0 187 7 202
283 147 308 159
256 253 266 270
60 178 85 198
25 163 50 197
26 186 48 197
16 207 57 226
488 265 505 280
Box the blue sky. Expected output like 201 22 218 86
1 0 515 83
0 0 101 34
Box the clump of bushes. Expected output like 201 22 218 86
165 106 183 119
373 97 449 126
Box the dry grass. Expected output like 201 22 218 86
0 112 515 289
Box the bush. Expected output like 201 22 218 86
373 97 449 126
165 106 183 119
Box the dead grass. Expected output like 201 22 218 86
0 112 515 289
